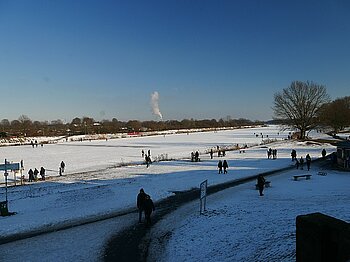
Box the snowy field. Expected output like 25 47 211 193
0 125 287 183
149 164 350 261
0 125 348 262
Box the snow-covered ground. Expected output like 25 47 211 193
0 125 287 183
149 163 350 261
0 125 348 261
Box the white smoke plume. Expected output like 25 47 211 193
150 91 163 120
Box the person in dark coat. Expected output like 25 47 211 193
143 194 155 225
223 160 228 174
299 156 304 170
291 149 297 161
305 154 311 171
28 169 34 182
195 151 200 162
295 158 300 169
322 149 326 159
191 152 195 162
257 174 265 196
40 167 46 180
272 149 277 159
218 160 223 174
267 148 272 159
33 168 39 181
137 188 147 223
210 149 213 159
145 155 152 168
60 161 65 173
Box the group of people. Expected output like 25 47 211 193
218 160 229 174
216 145 226 157
137 188 155 225
208 146 227 159
142 150 152 168
295 154 312 171
191 151 200 162
291 149 313 171
267 148 278 159
27 161 66 181
141 149 151 158
28 167 46 182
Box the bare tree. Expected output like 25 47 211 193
18 115 32 136
273 81 330 139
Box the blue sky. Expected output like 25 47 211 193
0 0 349 122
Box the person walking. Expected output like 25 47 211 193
190 152 195 162
143 194 155 226
291 149 297 161
306 154 311 171
210 149 213 159
273 149 277 159
299 156 304 170
60 161 65 173
322 149 326 159
145 155 151 168
267 148 272 159
295 158 300 169
195 151 200 162
28 169 34 182
223 160 228 174
257 174 265 196
33 168 39 182
218 160 223 174
40 167 46 180
137 188 147 223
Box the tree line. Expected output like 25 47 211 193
1 81 348 139
0 116 263 138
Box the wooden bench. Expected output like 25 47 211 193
293 175 312 181
255 181 271 189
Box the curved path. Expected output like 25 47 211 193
103 158 331 262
